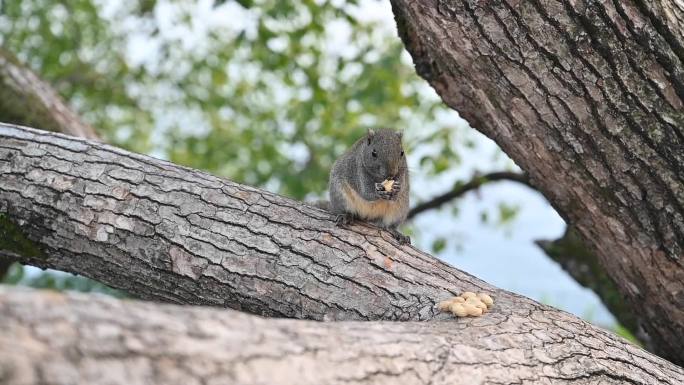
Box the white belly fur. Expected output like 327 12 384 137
342 182 404 226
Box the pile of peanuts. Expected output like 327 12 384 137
437 292 494 317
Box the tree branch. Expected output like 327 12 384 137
407 171 531 219
2 287 682 385
1 123 681 380
0 48 99 140
0 123 507 321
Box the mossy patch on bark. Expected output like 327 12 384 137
0 213 45 259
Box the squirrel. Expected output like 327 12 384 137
325 128 410 245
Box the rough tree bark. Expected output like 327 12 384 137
1 123 682 382
0 49 100 280
390 0 684 364
536 226 652 349
0 48 99 140
407 172 653 347
0 123 549 321
2 288 683 385
0 56 647 358
0 42 657 356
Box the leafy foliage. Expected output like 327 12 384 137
0 0 513 287
0 0 462 200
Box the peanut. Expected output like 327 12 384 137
462 303 482 316
449 303 468 317
437 299 454 312
381 179 394 192
477 293 494 308
435 292 494 318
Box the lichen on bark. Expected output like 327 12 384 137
0 213 44 259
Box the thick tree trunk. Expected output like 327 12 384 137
2 123 682 382
390 0 684 364
536 227 652 349
0 48 99 140
1 287 682 385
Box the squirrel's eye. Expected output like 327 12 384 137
400 150 404 157
371 149 378 158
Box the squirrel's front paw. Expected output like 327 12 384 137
376 190 393 200
390 181 401 200
375 184 392 200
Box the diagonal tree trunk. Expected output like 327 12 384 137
2 287 683 385
0 122 513 321
390 0 684 364
2 123 683 382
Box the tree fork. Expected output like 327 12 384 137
390 0 684 364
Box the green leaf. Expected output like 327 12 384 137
431 237 447 253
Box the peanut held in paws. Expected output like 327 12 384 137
436 292 494 318
381 179 395 192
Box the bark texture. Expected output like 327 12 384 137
536 227 652 349
0 123 524 322
0 48 99 140
2 287 683 385
3 124 684 381
391 0 684 364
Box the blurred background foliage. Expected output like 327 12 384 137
0 0 469 198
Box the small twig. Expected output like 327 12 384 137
407 171 532 219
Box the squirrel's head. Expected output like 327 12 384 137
361 128 406 181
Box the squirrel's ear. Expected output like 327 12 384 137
367 128 375 144
397 130 403 139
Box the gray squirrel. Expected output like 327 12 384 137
326 128 410 244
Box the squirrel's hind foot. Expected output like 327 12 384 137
389 229 411 245
335 213 354 226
